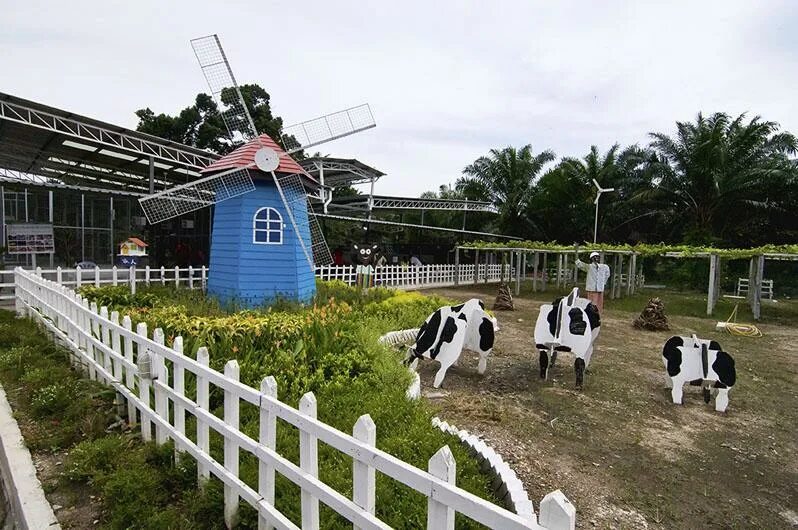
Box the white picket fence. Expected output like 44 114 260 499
0 265 206 301
13 267 573 530
1 263 517 302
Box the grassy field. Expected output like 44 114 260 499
420 283 798 529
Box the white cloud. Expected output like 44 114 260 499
2 0 797 196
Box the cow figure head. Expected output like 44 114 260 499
353 243 379 266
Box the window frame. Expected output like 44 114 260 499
252 207 284 245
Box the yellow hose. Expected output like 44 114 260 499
723 304 762 337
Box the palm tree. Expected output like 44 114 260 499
528 144 653 242
648 112 797 243
456 145 555 236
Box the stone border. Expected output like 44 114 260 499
378 328 421 400
0 383 60 529
431 417 536 520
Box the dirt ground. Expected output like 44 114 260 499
418 283 798 529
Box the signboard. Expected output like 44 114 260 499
5 223 55 254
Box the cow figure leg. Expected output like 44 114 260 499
539 349 549 379
477 350 489 375
574 358 586 390
432 359 454 388
715 388 730 412
670 378 684 404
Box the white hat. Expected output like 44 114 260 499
589 251 600 259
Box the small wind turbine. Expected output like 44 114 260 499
592 178 615 244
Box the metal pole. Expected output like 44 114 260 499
148 157 155 194
454 247 460 286
81 193 85 262
707 254 718 316
49 190 54 267
514 251 521 296
593 198 599 244
0 186 5 250
319 164 327 214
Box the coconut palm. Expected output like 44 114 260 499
456 145 555 236
648 112 798 243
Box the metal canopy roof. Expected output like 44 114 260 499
300 157 385 187
326 194 497 213
0 92 220 194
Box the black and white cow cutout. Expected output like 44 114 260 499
407 298 497 388
662 335 736 412
533 287 600 389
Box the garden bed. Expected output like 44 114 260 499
75 280 502 528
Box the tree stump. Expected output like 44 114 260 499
633 297 670 331
493 283 514 311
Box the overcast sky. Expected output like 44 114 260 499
3 0 797 196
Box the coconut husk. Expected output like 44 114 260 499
633 297 670 331
493 283 515 311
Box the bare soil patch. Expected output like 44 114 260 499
415 283 798 529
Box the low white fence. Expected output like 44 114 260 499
0 265 205 301
13 267 573 530
1 263 516 302
316 264 514 289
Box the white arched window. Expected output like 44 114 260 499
253 207 283 245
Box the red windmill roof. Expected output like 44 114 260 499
200 135 310 179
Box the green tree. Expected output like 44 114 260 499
456 145 555 236
529 144 657 243
647 112 798 244
135 84 286 155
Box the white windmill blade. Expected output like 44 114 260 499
139 166 255 224
189 34 333 267
190 34 259 142
592 178 601 190
281 104 376 154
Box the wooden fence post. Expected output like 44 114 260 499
533 252 539 292
110 311 124 417
353 414 376 530
188 266 194 290
259 376 278 530
99 306 112 383
299 392 319 529
152 329 169 446
56 266 62 286
542 253 548 291
224 360 241 529
112 266 118 286
473 250 479 285
707 254 719 316
196 347 210 484
160 266 166 286
514 252 521 295
427 446 456 530
145 265 151 286
122 316 136 425
174 266 180 287
173 336 185 462
136 322 152 442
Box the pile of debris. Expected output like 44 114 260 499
493 283 514 311
633 297 670 331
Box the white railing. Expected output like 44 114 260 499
0 265 207 301
1 264 517 302
315 264 516 289
736 278 774 299
13 267 574 530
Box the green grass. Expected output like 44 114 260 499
0 310 226 529
48 281 501 528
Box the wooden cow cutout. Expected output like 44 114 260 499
534 287 601 389
408 298 496 388
661 335 736 412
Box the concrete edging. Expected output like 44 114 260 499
0 383 60 529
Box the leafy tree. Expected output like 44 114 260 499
456 145 555 236
135 84 286 155
647 112 798 244
528 144 658 243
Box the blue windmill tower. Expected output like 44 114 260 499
137 34 375 307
